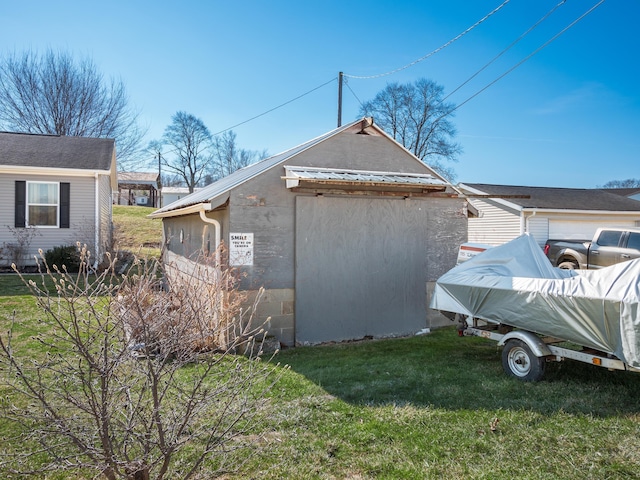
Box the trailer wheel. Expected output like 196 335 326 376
501 339 545 381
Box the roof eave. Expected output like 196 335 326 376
148 202 211 219
522 207 640 215
0 164 112 176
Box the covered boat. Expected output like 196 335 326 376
430 234 640 367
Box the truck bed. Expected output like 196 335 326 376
430 234 640 367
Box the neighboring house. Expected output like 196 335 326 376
0 131 116 268
161 186 200 208
460 183 640 246
150 118 467 346
601 187 640 202
116 172 160 207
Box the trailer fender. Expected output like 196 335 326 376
497 331 553 358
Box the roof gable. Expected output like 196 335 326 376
0 131 116 171
151 118 450 217
462 183 640 212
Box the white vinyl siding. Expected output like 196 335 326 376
468 199 521 245
98 174 113 256
1 173 96 266
525 216 549 246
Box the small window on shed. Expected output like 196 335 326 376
596 230 622 247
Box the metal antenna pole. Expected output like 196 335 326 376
158 151 162 208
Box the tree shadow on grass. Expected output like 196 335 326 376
280 326 640 417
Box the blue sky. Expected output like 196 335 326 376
1 0 637 188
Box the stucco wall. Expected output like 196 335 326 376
161 129 466 345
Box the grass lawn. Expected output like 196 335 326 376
1 272 640 479
19 204 620 478
112 205 163 257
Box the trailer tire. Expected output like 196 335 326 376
501 339 546 381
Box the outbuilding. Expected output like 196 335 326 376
149 118 467 346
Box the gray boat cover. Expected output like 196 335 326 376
430 234 640 367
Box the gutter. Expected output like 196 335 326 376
147 202 210 219
0 165 112 176
522 208 640 215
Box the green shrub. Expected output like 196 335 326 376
44 245 81 272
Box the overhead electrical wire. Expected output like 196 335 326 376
131 77 336 168
210 77 336 137
343 0 512 80
136 0 604 171
440 0 606 119
440 0 568 104
201 0 513 143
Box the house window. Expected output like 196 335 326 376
15 181 70 229
27 182 60 227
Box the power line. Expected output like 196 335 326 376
131 0 604 172
211 77 337 137
441 0 567 104
442 0 606 119
343 0 512 80
129 77 337 169
344 77 364 109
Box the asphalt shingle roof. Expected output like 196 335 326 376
0 131 115 171
463 183 640 212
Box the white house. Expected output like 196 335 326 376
0 132 116 267
460 183 640 246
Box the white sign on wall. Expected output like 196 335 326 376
229 233 254 266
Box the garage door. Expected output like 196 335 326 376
295 195 430 344
549 220 638 241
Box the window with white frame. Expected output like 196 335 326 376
27 181 59 227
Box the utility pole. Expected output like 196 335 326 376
337 71 343 127
158 151 162 208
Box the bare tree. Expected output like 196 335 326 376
161 112 213 193
210 131 267 181
0 246 282 479
600 179 640 188
0 49 145 166
359 78 461 181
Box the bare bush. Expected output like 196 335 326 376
0 245 283 479
0 226 40 271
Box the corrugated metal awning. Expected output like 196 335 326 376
283 166 448 191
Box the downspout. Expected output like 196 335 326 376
94 173 100 269
523 210 536 236
200 209 221 263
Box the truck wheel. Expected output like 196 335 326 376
501 339 545 382
558 261 578 270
